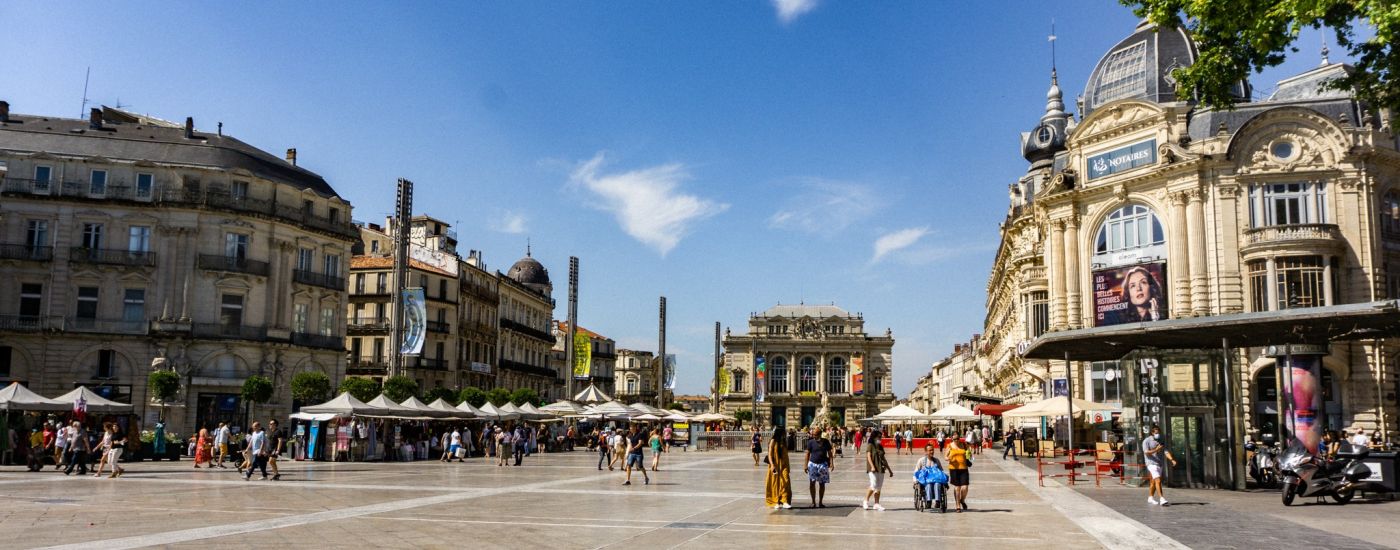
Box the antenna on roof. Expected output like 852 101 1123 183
1049 19 1058 75
526 237 532 257
1320 34 1331 66
79 66 91 119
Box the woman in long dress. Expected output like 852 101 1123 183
193 428 212 468
764 425 792 509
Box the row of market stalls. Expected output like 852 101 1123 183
0 383 138 462
862 398 1117 451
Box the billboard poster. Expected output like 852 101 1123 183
851 356 864 396
400 288 426 356
1283 354 1325 454
1093 262 1169 326
664 354 677 391
572 332 591 380
754 356 766 402
1052 378 1068 397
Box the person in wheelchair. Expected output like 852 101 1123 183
913 443 949 512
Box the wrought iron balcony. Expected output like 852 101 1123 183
0 243 53 262
293 269 346 291
347 359 388 376
346 315 391 332
192 323 267 340
291 331 345 350
69 247 156 267
66 317 149 335
0 314 63 331
409 357 448 370
197 254 270 277
426 320 450 334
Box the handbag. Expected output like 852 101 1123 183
762 454 769 465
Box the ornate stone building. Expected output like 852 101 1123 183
0 104 354 434
497 251 559 399
552 322 617 395
457 250 499 390
720 304 896 428
613 348 658 404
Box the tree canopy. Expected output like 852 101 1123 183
485 388 512 407
424 386 459 406
508 388 540 406
241 375 275 404
290 371 332 404
382 376 420 402
1124 0 1400 112
147 370 181 402
459 387 488 408
339 377 381 403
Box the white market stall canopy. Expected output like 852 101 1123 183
51 386 134 414
365 394 425 418
518 402 552 420
540 400 588 416
477 402 521 421
0 382 68 411
872 403 936 423
289 412 340 422
428 398 472 418
573 384 612 404
298 392 382 416
1003 396 1115 418
399 396 453 419
928 404 980 422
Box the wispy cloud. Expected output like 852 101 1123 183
771 0 818 24
570 153 729 256
871 227 930 263
768 179 880 234
490 210 528 234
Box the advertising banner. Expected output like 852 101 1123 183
1087 138 1157 181
755 356 766 402
1093 262 1169 326
718 368 731 397
851 356 864 396
1052 378 1069 397
1283 354 1325 454
408 242 459 276
664 354 677 391
572 333 591 380
400 288 426 356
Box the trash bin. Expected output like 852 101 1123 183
1361 451 1398 493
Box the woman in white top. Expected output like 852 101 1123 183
92 424 114 478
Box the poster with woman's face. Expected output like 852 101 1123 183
1093 262 1169 327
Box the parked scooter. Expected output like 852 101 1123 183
1279 440 1373 505
1245 439 1280 488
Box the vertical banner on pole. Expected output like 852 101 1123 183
664 354 677 391
851 356 864 396
399 288 425 356
755 356 766 402
573 332 592 380
718 368 730 397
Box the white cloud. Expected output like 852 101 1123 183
570 153 729 256
768 179 879 233
871 227 930 263
490 210 528 234
771 0 818 24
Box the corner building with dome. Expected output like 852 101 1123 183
975 20 1400 488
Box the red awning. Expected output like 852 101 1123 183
973 404 1022 416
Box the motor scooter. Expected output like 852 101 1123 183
1278 440 1372 505
1245 439 1280 488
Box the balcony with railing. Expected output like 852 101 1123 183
347 315 391 332
0 314 64 331
156 187 359 239
426 320 450 334
409 357 448 371
499 318 555 343
291 331 345 350
192 323 267 340
67 317 148 335
69 247 156 267
1241 223 1343 255
347 359 388 376
293 269 346 291
498 358 556 378
2 177 154 202
197 254 270 277
0 243 53 262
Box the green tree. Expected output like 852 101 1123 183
734 409 753 428
485 388 512 407
1125 0 1400 112
459 387 488 408
508 388 540 406
382 375 420 402
290 371 332 405
241 375 275 426
424 386 459 405
666 402 685 411
147 370 181 422
339 377 381 403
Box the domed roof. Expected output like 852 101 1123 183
507 253 551 288
1022 70 1071 164
1081 20 1247 117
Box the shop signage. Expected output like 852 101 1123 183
470 361 492 374
409 242 459 276
1137 357 1162 430
1087 139 1157 180
1093 262 1169 326
1263 344 1329 357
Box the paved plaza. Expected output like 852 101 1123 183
1 448 1397 549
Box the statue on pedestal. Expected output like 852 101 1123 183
815 391 831 427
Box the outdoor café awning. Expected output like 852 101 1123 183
973 404 1022 417
1022 299 1400 361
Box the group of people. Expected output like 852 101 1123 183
594 425 669 485
22 420 128 478
759 426 976 512
190 420 287 481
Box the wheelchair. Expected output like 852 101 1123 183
913 481 948 513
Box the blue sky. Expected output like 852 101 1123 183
4 1 1347 396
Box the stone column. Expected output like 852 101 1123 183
1265 257 1278 310
1049 220 1067 330
1063 214 1082 329
1169 191 1192 317
1187 189 1210 316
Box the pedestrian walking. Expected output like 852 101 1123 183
267 419 286 480
750 427 762 467
53 421 69 470
244 422 270 481
495 428 509 467
893 430 904 456
946 437 972 511
1143 425 1177 506
650 429 663 471
91 423 114 478
863 431 894 511
213 422 231 468
597 430 612 470
63 422 89 476
611 429 627 470
764 425 792 509
1003 429 1019 460
662 425 673 453
108 425 127 478
623 425 649 486
903 427 914 456
853 427 864 455
513 425 527 466
193 428 212 468
803 429 834 508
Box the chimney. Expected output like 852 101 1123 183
184 117 194 138
89 107 103 129
286 148 297 166
0 101 9 122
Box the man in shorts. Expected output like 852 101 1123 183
1143 425 1176 505
623 425 649 486
214 422 231 468
804 429 834 508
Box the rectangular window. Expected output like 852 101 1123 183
323 254 340 277
731 372 744 393
370 240 380 253
303 200 314 214
1025 291 1050 338
1247 260 1270 312
230 180 248 200
76 287 99 320
26 220 48 252
96 349 116 379
329 207 340 223
297 248 314 271
1090 361 1123 403
354 273 365 294
1276 256 1327 309
33 165 52 193
320 307 335 336
376 273 387 293
350 338 362 361
128 226 151 253
0 346 11 378
1251 182 1328 227
89 170 107 195
373 338 385 363
438 279 447 299
826 367 847 394
135 173 153 198
19 284 42 317
122 289 145 323
220 294 244 328
293 303 308 333
224 233 249 259
81 223 103 250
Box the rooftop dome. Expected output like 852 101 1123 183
1081 20 1248 117
1022 69 1071 164
506 250 551 294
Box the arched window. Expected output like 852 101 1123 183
768 356 789 394
798 356 818 393
1094 204 1164 256
826 356 847 394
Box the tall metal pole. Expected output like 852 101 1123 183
389 179 412 378
1222 338 1242 490
565 256 579 400
713 322 721 413
1065 351 1074 456
657 297 666 408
